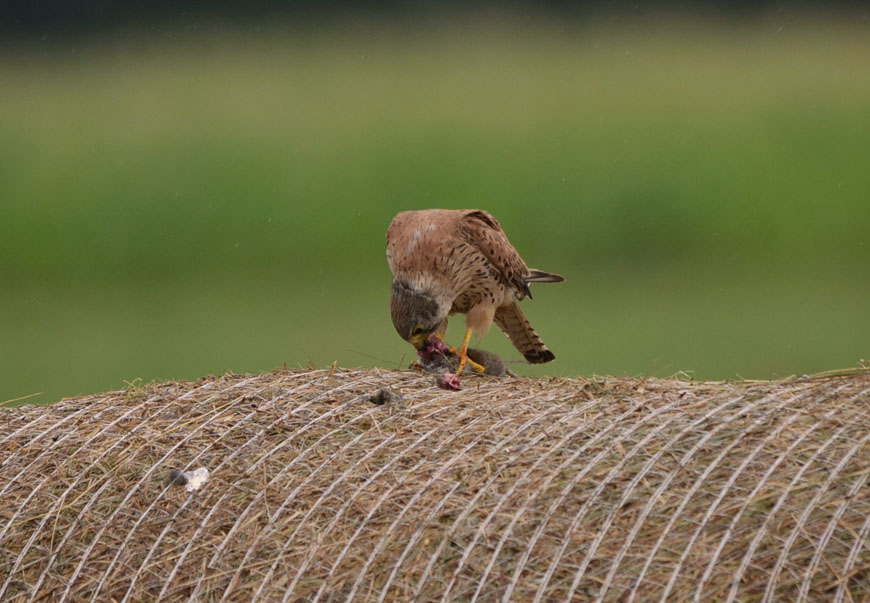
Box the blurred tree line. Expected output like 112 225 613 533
2 0 865 39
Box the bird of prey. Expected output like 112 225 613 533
387 209 564 374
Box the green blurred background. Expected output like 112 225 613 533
2 11 869 404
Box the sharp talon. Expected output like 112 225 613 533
455 326 475 375
458 357 486 375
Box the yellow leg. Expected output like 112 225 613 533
455 327 486 374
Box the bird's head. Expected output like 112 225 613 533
390 281 448 349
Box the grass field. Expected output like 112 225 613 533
1 15 869 403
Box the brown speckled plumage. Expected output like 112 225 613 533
386 209 564 365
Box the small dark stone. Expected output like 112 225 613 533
369 388 404 406
168 469 188 486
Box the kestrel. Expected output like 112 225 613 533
386 209 565 374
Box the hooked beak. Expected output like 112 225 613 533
410 332 429 349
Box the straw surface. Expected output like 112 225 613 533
1 368 869 601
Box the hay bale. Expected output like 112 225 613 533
1 368 869 601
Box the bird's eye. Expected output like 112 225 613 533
411 326 425 337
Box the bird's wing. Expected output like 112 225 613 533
459 210 532 298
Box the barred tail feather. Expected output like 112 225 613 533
494 302 555 364
525 269 565 284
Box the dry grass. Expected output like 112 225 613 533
1 367 869 601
